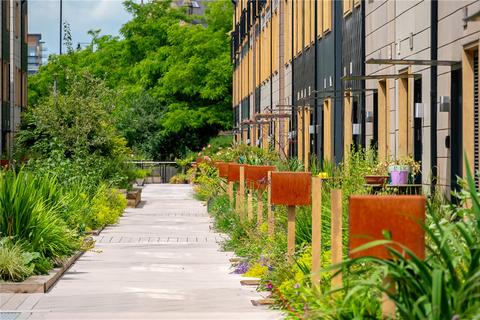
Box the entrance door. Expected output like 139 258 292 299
451 67 463 195
413 78 423 184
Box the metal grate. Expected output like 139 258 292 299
474 52 479 187
0 312 21 320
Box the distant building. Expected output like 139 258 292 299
1 0 28 157
27 33 45 75
172 0 207 16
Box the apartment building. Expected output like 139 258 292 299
232 0 480 196
1 0 27 157
27 33 44 74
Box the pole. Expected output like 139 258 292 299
59 0 62 55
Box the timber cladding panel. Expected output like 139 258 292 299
377 80 389 161
349 195 426 260
323 99 332 162
270 172 312 206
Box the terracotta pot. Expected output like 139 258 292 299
364 175 389 185
349 195 426 260
270 172 312 206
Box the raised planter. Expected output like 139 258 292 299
126 188 142 208
0 251 84 293
349 195 426 260
364 175 389 185
136 178 145 186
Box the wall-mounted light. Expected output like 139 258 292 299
439 96 451 113
414 103 424 118
365 111 374 123
309 125 315 134
353 123 361 135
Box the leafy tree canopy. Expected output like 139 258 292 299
28 0 233 160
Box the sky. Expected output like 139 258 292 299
29 0 134 58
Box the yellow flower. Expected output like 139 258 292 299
317 172 328 179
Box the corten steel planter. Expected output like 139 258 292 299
214 162 229 178
126 188 142 208
245 165 276 190
349 195 426 260
227 163 244 182
270 172 312 206
364 175 389 185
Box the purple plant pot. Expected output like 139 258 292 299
390 170 409 185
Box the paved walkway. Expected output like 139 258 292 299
1 184 281 320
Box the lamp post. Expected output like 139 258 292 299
59 0 62 54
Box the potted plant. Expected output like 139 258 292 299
364 162 389 185
388 156 421 185
135 169 148 186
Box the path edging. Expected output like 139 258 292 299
0 250 84 293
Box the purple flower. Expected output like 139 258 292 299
233 261 249 274
294 283 300 289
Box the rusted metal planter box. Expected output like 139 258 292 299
245 165 276 190
215 162 229 178
349 195 426 260
270 172 312 206
227 163 244 182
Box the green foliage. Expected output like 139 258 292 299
18 73 132 189
29 0 233 160
193 145 480 319
0 170 79 259
0 239 37 282
89 186 127 230
213 144 279 165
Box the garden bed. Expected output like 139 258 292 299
0 251 84 293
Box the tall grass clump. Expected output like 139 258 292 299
0 169 79 259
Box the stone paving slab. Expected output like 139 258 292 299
2 184 282 320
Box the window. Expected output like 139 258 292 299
344 92 352 156
15 2 20 39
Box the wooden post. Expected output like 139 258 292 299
239 166 245 220
247 191 253 220
381 275 396 319
257 189 263 227
331 189 343 289
287 205 296 262
227 181 234 206
235 186 240 212
267 171 274 236
311 177 322 286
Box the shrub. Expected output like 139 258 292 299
89 186 127 230
0 239 37 282
0 170 79 259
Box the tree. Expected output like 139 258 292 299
27 0 233 160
